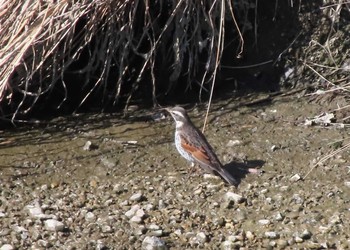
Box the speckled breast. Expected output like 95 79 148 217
174 131 194 163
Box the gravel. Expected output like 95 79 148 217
0 99 350 249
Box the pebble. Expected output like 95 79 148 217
265 231 279 239
226 140 242 147
0 244 14 250
149 230 163 237
133 225 147 236
258 219 271 225
196 232 208 244
130 215 143 224
295 236 304 243
276 239 288 247
246 231 255 240
130 192 143 202
141 236 167 250
25 202 44 219
224 192 245 204
274 212 284 221
83 141 97 151
85 211 96 222
221 241 236 249
290 174 302 182
125 205 141 218
44 219 65 232
300 229 312 239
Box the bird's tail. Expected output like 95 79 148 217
218 168 239 186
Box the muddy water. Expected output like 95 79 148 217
1 94 350 248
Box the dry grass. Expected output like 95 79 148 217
0 0 245 121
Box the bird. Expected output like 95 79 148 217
165 106 238 186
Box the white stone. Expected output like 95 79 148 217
44 219 65 232
274 212 284 221
224 192 244 204
148 224 160 230
129 192 143 202
290 174 302 182
135 209 145 218
25 202 44 219
226 140 242 147
221 241 235 249
196 232 207 244
130 216 143 224
141 236 167 250
258 219 271 225
85 212 95 222
0 244 14 250
125 205 140 218
265 231 278 239
295 236 303 243
246 231 255 240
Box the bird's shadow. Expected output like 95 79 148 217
223 159 265 186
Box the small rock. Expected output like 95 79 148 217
274 212 284 221
224 192 245 204
295 236 304 243
290 174 302 182
100 157 116 168
300 229 312 239
148 224 160 230
196 232 208 244
158 200 166 209
130 215 143 224
329 213 341 224
306 242 323 249
265 231 279 239
135 209 146 218
203 174 220 180
101 224 113 233
174 229 183 236
226 140 242 147
0 244 14 250
258 219 271 225
344 181 350 187
44 219 65 232
271 145 279 151
213 217 225 227
125 205 141 218
144 204 155 211
246 231 255 240
141 236 167 250
130 192 143 202
276 239 288 248
25 202 44 219
149 230 163 237
221 241 235 249
85 212 95 222
83 141 98 151
133 225 147 236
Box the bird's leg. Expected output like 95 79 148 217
189 162 196 174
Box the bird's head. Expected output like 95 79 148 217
165 106 189 128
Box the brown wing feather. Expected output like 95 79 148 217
180 137 211 166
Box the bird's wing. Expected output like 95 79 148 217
180 134 211 166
